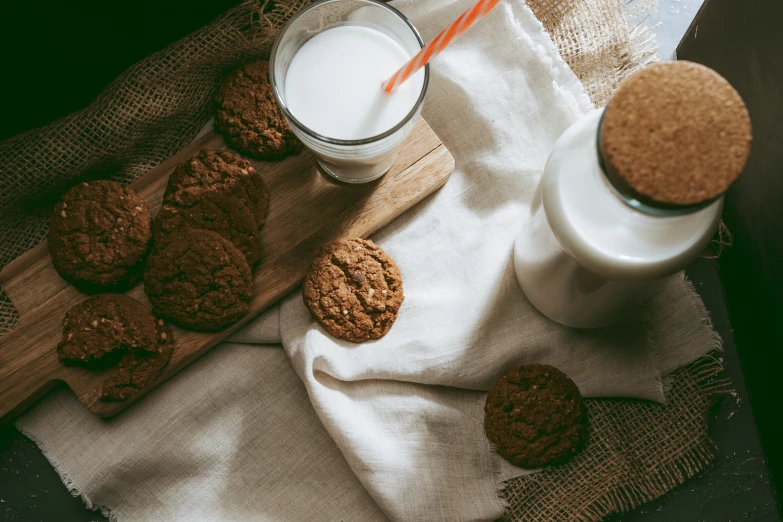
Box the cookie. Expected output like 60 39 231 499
57 294 158 368
601 61 751 206
154 184 262 265
48 180 152 291
484 364 588 469
100 318 174 402
144 228 253 330
214 60 302 159
303 238 404 342
164 150 270 229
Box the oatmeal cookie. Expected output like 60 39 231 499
303 238 404 342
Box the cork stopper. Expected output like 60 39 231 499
600 61 751 207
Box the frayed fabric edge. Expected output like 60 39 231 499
506 0 595 116
682 277 725 355
15 423 120 522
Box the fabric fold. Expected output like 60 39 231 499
275 0 707 520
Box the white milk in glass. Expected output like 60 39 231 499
285 26 424 140
285 26 424 141
279 25 425 182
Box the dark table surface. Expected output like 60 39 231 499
1 0 781 520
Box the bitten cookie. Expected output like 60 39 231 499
214 60 302 159
57 294 158 368
484 364 588 469
100 318 174 402
144 228 253 330
164 150 269 229
48 180 151 291
303 238 404 342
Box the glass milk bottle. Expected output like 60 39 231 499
514 61 752 328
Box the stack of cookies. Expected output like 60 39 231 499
144 151 265 331
142 58 302 331
45 59 300 404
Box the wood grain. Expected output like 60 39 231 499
0 118 454 422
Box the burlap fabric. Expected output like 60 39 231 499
0 0 306 333
0 0 729 520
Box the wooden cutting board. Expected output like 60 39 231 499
0 118 454 422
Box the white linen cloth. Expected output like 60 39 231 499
16 0 719 520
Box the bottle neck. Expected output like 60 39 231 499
595 109 720 218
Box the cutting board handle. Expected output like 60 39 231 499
0 247 77 422
0 316 64 421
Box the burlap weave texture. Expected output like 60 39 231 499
0 1 727 520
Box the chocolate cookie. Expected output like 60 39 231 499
303 238 404 342
214 60 302 159
57 294 158 368
164 150 270 229
144 228 253 330
100 318 174 402
154 184 262 265
48 180 152 292
484 364 588 469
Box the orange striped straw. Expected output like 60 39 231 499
382 0 502 93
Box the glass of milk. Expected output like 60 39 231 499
269 0 429 183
